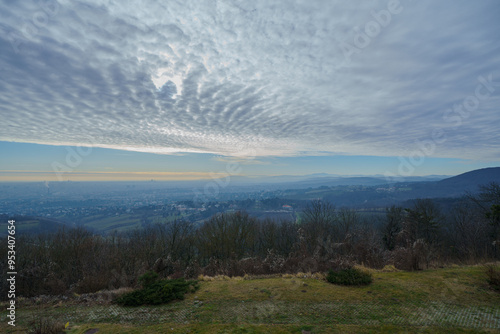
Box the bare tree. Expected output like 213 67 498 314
196 211 257 263
301 200 337 255
449 200 489 261
396 199 443 269
156 219 195 262
382 206 403 251
337 207 359 241
468 182 500 258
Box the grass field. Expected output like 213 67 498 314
83 214 143 232
0 218 64 236
81 213 191 233
1 265 499 333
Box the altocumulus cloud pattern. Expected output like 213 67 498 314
0 0 499 159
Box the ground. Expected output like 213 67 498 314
1 265 499 333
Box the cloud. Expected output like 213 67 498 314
212 156 270 165
0 0 499 160
0 170 225 182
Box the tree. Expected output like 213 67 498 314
488 204 500 224
196 211 257 263
468 182 500 258
397 199 443 269
337 207 359 241
405 199 442 246
301 200 337 255
156 219 195 263
382 206 403 251
449 200 489 260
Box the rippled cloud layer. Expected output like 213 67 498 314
1 0 499 159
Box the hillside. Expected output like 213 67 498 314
436 167 500 195
397 167 500 199
1 265 499 333
275 167 500 207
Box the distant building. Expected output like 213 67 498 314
282 205 292 210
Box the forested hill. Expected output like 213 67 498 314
436 167 500 193
409 167 500 198
279 167 500 207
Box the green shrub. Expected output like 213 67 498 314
484 264 500 291
326 268 372 286
138 271 159 288
115 278 198 306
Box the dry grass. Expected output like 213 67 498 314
379 264 401 272
1 265 499 333
62 323 494 334
193 265 500 305
197 274 237 281
93 287 135 302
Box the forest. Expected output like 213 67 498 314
1 183 499 299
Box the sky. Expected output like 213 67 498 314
0 0 499 181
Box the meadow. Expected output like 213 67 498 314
1 265 499 333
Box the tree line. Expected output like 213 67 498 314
1 183 499 299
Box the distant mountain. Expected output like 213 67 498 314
435 167 500 195
272 167 500 208
293 176 388 188
386 167 500 199
228 173 450 189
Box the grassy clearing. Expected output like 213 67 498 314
0 219 60 236
82 214 186 233
62 323 496 334
1 265 499 333
83 214 141 232
195 265 499 306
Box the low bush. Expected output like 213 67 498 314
28 317 65 334
484 264 500 291
115 275 199 306
138 271 159 287
326 267 372 286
